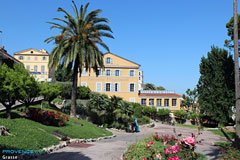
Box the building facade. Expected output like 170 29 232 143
0 47 22 67
139 90 181 111
14 48 49 82
78 53 141 102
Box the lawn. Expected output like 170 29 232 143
0 105 112 150
175 123 204 130
207 129 235 139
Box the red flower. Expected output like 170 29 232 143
60 122 64 126
148 141 154 144
57 111 61 114
143 158 147 160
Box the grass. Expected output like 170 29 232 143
214 141 240 159
0 105 112 150
207 129 235 139
175 123 204 130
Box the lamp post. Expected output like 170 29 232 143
234 0 240 148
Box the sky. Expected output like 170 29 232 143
0 0 236 94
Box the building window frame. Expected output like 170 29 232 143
106 57 112 64
42 56 46 60
141 99 147 106
157 99 162 106
19 56 24 60
129 69 135 77
81 82 87 87
115 70 120 76
96 82 102 92
149 99 154 106
106 69 111 76
34 56 38 60
164 99 169 106
105 83 111 92
172 99 177 107
34 65 38 72
129 83 135 92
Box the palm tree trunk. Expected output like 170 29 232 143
234 0 240 148
70 60 79 118
6 106 11 119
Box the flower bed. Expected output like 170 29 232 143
123 132 205 160
29 108 69 127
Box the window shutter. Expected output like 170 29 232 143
105 58 107 64
110 69 112 76
128 83 130 92
134 70 136 77
118 83 120 92
128 70 130 76
134 83 136 92
110 58 112 64
111 83 114 92
120 70 122 76
104 83 106 91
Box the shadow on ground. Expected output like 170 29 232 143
201 147 220 160
37 152 91 160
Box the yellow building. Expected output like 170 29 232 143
78 53 141 102
139 90 181 111
14 48 50 82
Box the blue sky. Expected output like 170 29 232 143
0 0 235 94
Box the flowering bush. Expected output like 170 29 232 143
29 108 69 127
123 132 205 160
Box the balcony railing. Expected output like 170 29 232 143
139 90 175 94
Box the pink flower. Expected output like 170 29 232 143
148 141 154 144
184 137 195 146
164 145 180 154
143 158 147 160
168 156 181 160
164 141 167 146
156 154 162 159
147 143 151 148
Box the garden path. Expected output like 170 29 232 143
37 123 228 160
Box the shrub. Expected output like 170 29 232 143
174 110 187 124
157 109 171 121
123 132 204 160
77 86 91 99
143 106 152 117
150 107 157 119
137 116 150 125
57 82 72 99
52 98 64 104
131 102 143 118
39 82 61 106
29 108 69 127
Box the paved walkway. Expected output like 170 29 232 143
37 123 228 160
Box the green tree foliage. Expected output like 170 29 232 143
14 65 40 115
156 86 165 90
143 83 156 90
54 65 73 82
57 82 72 99
174 110 187 119
225 14 240 50
39 82 61 106
197 46 235 125
77 86 91 99
45 2 114 117
157 109 171 121
0 64 18 119
86 93 134 130
181 88 198 112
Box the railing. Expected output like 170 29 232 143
139 90 175 94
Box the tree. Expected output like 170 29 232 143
39 82 61 106
224 14 240 50
0 64 18 119
197 46 235 125
181 88 198 112
14 65 39 115
54 64 73 82
45 2 113 118
156 86 165 90
143 83 156 90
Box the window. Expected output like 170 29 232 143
157 99 162 106
30 51 34 54
42 56 46 60
141 99 146 106
149 99 154 106
164 99 169 106
106 57 112 64
129 83 135 92
96 69 102 76
19 56 24 60
106 69 111 76
81 82 87 87
34 56 38 60
27 56 30 60
114 83 120 92
129 70 135 77
41 65 45 73
26 65 30 71
40 76 45 81
34 65 38 72
115 70 120 76
130 98 135 102
172 99 177 107
82 69 86 76
96 82 102 92
105 83 111 92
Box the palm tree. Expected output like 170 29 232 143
45 2 114 118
